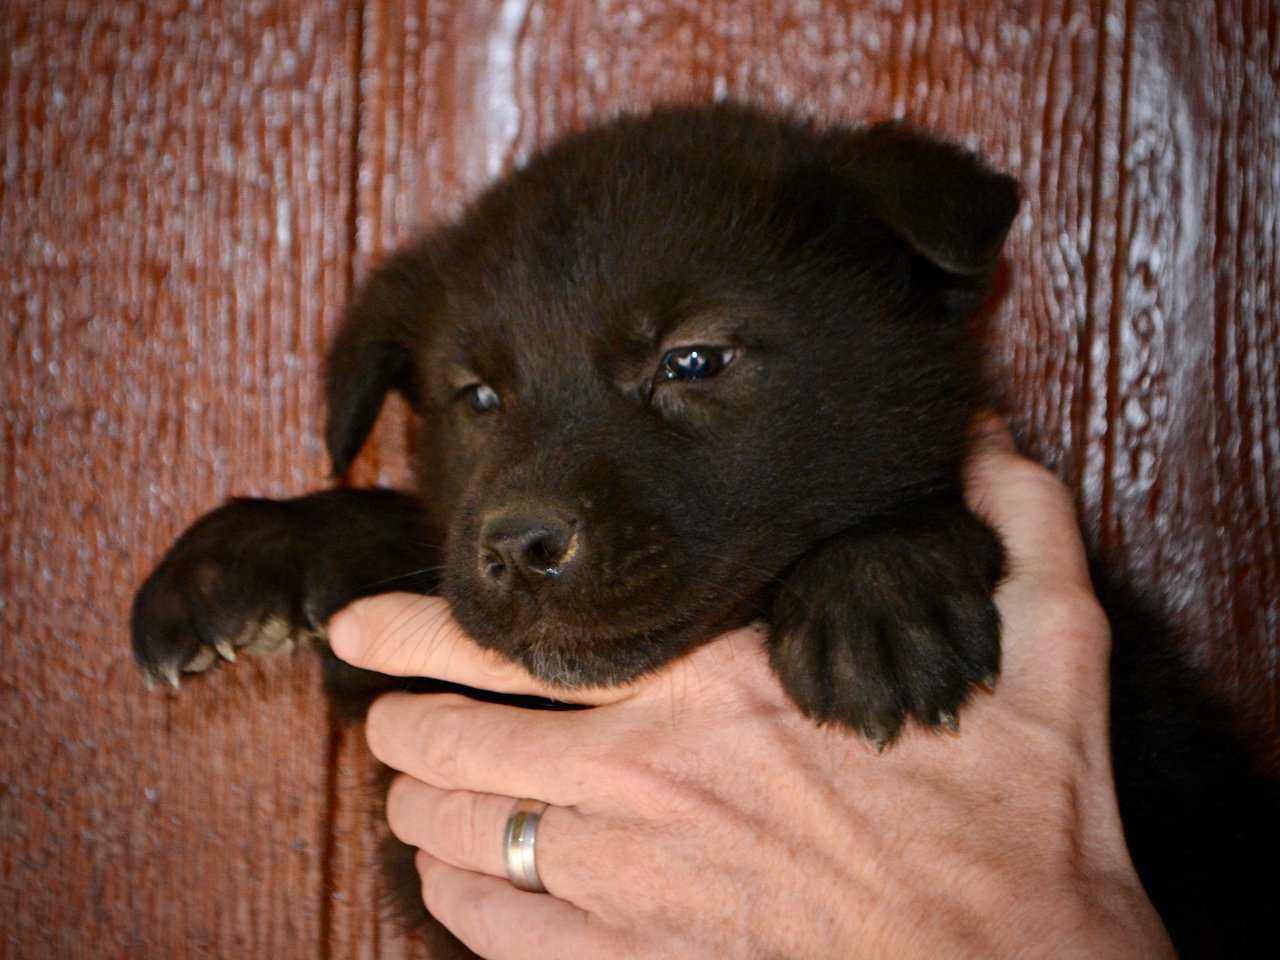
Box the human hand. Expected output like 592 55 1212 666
329 420 1175 959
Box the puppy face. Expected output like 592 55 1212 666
325 105 1018 687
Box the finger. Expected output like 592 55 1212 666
416 851 614 960
387 777 566 881
963 415 1111 710
367 691 614 803
387 777 509 876
964 415 1093 592
328 593 625 703
387 776 624 907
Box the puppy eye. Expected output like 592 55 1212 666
658 345 736 383
460 383 500 413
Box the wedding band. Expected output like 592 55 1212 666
503 798 549 893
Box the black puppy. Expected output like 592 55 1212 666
136 105 1011 741
133 105 1275 956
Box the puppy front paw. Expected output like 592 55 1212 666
132 489 439 690
131 498 326 688
769 498 1003 747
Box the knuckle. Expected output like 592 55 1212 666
367 693 469 778
435 792 487 864
1006 455 1070 498
1034 583 1110 643
430 791 464 842
415 697 472 782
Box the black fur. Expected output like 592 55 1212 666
132 104 1277 957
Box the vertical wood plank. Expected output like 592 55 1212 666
1084 0 1279 755
2 0 359 956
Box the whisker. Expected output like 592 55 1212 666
356 564 446 593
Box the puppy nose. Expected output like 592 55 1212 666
480 509 578 587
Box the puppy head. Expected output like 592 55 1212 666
325 105 1019 687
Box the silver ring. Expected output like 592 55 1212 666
503 798 549 893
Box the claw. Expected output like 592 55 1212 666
160 665 181 690
215 640 237 663
143 673 157 693
939 710 960 734
869 723 893 753
979 673 998 694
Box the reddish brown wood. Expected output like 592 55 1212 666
1088 0 1279 754
1001 0 1280 758
2 0 1276 957
1 0 360 956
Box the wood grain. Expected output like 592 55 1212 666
1066 0 1280 751
2 0 1276 957
2 0 359 956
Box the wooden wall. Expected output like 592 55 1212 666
2 1 1276 956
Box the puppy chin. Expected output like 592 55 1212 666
443 584 705 688
513 633 690 689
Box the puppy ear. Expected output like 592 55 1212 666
846 121 1020 303
324 244 433 476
